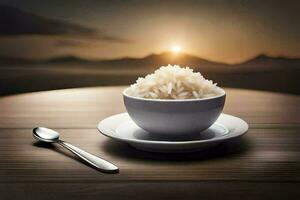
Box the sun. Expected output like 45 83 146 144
171 45 182 53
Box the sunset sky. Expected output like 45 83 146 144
0 0 299 63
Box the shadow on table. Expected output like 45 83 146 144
101 137 251 162
32 136 251 164
32 142 95 168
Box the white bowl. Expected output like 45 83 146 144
123 87 226 138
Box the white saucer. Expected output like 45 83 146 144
97 113 248 153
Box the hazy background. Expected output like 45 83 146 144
0 0 299 95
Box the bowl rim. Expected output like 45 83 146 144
123 87 226 102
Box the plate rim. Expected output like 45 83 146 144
97 113 248 145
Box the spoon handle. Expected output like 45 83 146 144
57 140 119 173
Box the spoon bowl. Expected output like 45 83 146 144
33 127 60 142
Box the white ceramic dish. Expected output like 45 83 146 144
97 113 248 153
123 87 226 137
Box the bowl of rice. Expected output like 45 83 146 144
123 65 225 137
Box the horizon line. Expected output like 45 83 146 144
0 51 299 65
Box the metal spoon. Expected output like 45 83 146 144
33 127 119 173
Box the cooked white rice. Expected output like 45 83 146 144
126 65 223 99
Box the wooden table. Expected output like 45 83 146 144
1 86 300 200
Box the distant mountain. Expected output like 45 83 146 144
1 51 300 76
0 52 300 95
234 54 300 72
45 56 91 64
1 52 299 71
0 52 229 71
88 52 230 71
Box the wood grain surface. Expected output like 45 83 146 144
0 86 300 200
